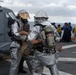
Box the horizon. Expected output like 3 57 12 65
29 21 76 29
29 21 76 25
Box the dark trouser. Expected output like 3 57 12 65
18 57 24 71
19 56 35 73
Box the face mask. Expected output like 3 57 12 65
21 18 28 24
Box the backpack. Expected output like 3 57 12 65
38 25 56 53
42 25 55 49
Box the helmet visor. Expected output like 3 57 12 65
18 10 30 19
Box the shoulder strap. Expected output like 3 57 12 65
34 24 41 26
34 24 45 28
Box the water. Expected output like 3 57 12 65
29 21 76 29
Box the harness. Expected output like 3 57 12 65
11 20 30 44
33 24 56 54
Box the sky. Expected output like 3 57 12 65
1 0 76 24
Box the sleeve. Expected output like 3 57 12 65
11 22 19 36
12 22 27 41
28 26 40 41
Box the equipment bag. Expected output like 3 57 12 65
42 25 55 49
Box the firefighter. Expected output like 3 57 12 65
27 10 62 75
9 9 30 75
